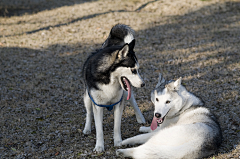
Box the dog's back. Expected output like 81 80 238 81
174 106 222 158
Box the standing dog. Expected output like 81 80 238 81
116 74 222 159
82 24 145 152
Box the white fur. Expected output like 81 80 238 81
115 66 144 88
116 76 221 159
124 34 134 44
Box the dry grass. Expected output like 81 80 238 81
0 0 240 158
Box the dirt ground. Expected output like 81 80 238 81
0 0 240 158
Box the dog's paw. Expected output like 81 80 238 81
114 140 122 147
116 149 124 156
121 139 134 146
121 140 128 146
139 126 151 133
136 116 146 124
93 145 104 152
83 129 91 134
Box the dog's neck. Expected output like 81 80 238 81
92 74 122 101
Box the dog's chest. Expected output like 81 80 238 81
91 84 123 104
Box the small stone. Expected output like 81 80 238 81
77 129 82 133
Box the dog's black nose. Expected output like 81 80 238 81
155 113 161 118
141 83 145 87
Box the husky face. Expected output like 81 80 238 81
111 40 145 91
118 66 144 89
151 77 183 125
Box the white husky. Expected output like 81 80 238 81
116 74 222 159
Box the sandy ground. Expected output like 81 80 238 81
0 0 240 158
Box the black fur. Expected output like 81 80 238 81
83 24 137 91
83 39 137 90
102 24 134 48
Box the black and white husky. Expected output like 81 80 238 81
116 74 222 159
82 24 145 152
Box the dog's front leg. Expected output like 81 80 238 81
139 126 152 133
83 90 92 134
114 100 125 147
122 131 155 145
125 91 146 124
92 105 104 152
139 126 161 133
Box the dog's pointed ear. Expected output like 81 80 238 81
151 90 155 103
128 39 135 50
165 84 171 92
156 73 165 88
166 77 182 92
118 44 129 59
174 77 182 88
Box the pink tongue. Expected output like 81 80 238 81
124 78 131 100
150 117 158 131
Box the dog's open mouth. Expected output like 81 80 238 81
156 117 165 125
150 110 170 131
121 77 131 100
150 116 166 131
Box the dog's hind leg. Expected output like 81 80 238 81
83 90 92 134
113 99 125 147
121 131 154 146
125 91 146 124
92 104 104 152
117 143 162 159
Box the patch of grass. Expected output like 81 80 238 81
88 136 94 139
11 148 17 151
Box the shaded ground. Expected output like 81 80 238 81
0 0 97 17
0 0 240 158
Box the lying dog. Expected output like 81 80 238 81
117 74 222 159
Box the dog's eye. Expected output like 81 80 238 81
156 98 159 102
166 100 171 104
131 69 137 74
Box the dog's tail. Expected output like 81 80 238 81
102 24 135 48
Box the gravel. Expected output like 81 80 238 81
0 0 240 158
